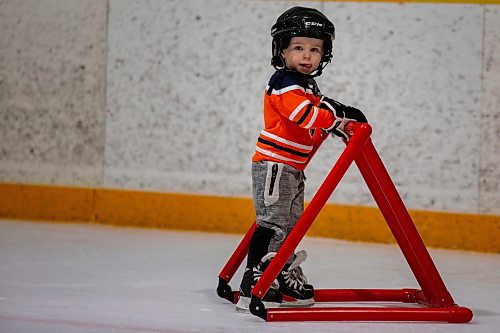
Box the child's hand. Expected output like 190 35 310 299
320 97 367 123
342 105 367 124
319 96 367 140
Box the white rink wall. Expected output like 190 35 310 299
0 0 499 215
0 0 107 185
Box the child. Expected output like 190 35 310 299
236 6 367 312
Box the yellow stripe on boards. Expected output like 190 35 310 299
0 183 95 222
310 204 500 252
93 188 255 234
0 183 498 253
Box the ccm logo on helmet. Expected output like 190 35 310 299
304 21 323 28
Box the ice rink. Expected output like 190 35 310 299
0 219 498 333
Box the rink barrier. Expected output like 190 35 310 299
217 122 473 323
0 182 499 253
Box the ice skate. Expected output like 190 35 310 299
235 253 282 312
276 250 315 307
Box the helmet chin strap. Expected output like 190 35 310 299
274 62 328 78
308 67 323 78
308 60 332 77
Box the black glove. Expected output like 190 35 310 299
322 97 367 123
319 96 367 140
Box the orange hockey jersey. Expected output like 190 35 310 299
252 71 336 170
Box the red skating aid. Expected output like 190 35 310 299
217 122 473 323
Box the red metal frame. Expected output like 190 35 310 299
217 123 473 323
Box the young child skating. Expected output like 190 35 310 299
236 6 367 312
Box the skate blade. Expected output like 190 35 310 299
280 298 314 307
235 296 282 313
235 296 250 313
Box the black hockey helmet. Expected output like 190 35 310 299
271 6 335 75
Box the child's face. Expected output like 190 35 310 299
282 36 324 75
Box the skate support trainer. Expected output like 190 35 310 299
216 123 473 323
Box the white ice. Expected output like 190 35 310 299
0 219 498 333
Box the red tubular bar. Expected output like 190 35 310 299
266 306 473 323
218 222 256 282
251 124 372 300
354 141 454 307
313 288 419 303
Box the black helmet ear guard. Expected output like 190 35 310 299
270 6 335 76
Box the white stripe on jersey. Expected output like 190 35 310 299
260 130 313 151
255 146 306 164
289 100 311 122
265 85 314 96
304 106 319 129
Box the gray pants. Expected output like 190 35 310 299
252 161 305 255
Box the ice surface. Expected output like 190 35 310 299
0 219 498 333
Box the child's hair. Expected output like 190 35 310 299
271 7 335 76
